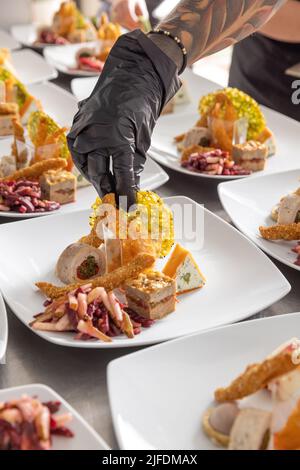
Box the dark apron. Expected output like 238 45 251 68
229 33 300 121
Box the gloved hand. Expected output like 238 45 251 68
67 30 181 208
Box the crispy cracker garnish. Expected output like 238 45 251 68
215 352 297 403
259 223 300 241
0 102 19 115
80 193 117 247
0 158 67 182
36 252 155 299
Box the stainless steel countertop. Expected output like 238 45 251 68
0 75 299 450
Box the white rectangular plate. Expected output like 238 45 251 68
218 169 300 271
71 68 217 111
108 311 300 450
44 42 101 77
0 293 8 363
0 138 169 218
0 384 109 450
11 24 46 49
151 105 300 180
0 196 290 348
11 48 58 84
27 82 78 127
0 29 20 50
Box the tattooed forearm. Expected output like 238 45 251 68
155 0 286 65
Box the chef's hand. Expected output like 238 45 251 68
67 30 181 208
111 0 149 31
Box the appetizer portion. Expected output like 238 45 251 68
56 242 106 284
0 179 60 214
0 395 73 450
175 88 274 177
259 183 300 265
33 192 206 343
32 262 156 342
232 140 268 172
40 170 76 205
163 243 206 294
124 271 176 320
0 159 67 214
203 338 300 450
181 149 249 176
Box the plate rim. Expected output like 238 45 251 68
0 28 21 50
0 196 291 348
11 47 58 84
0 292 8 363
218 169 300 271
107 310 300 450
0 383 110 450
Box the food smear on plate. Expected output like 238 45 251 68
174 88 275 177
203 338 300 450
259 183 300 264
33 192 206 342
0 395 73 450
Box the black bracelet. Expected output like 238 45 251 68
148 28 188 75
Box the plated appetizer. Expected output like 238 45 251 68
0 394 73 450
175 88 275 177
259 184 300 266
35 1 97 46
32 192 206 343
203 338 300 450
73 14 121 74
0 109 94 215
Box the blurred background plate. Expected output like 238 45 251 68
11 48 58 84
0 28 20 50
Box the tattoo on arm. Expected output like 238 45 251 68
159 0 286 64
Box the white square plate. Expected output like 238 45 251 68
0 29 20 50
27 82 78 127
0 196 290 348
11 48 57 84
71 68 217 109
11 24 46 49
0 293 8 363
44 42 101 77
0 153 169 219
150 74 300 180
108 311 300 450
0 384 109 450
218 169 300 271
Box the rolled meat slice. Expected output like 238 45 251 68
56 242 106 284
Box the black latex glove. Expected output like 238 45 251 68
67 30 181 208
